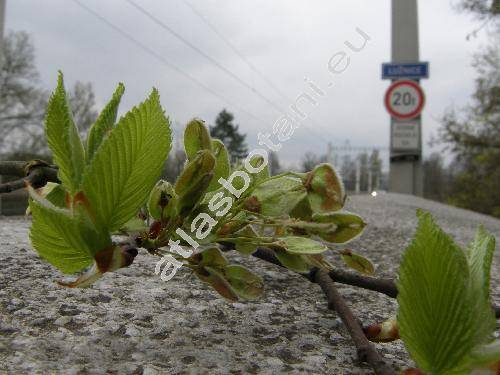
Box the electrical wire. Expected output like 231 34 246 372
71 0 268 126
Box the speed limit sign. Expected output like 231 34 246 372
385 80 425 120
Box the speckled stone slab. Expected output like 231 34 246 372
0 193 499 374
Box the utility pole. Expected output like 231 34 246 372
355 159 360 194
0 0 5 215
386 0 425 196
367 169 372 193
0 0 5 54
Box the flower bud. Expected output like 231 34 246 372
147 180 176 221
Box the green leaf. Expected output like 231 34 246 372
466 226 496 346
245 176 307 216
28 186 111 274
45 72 86 193
117 216 148 234
224 265 264 300
303 254 333 270
174 150 215 216
207 139 230 192
215 211 248 237
339 249 374 275
44 183 68 208
397 211 481 374
26 183 67 215
197 247 228 268
248 154 270 184
274 250 311 273
196 266 239 301
81 89 172 232
275 236 328 254
312 211 366 243
290 197 313 220
303 163 344 213
184 118 212 160
233 225 259 255
86 83 125 162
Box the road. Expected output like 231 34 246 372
0 193 498 374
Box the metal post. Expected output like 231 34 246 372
389 0 423 196
367 169 372 193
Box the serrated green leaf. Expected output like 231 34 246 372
28 186 111 274
224 265 264 300
340 250 374 275
86 83 125 162
81 89 172 232
466 226 497 347
117 216 148 234
207 139 230 192
45 72 86 193
275 236 328 254
184 118 212 160
44 183 68 208
26 183 67 215
312 211 366 243
397 212 481 374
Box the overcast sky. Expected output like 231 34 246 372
4 0 490 167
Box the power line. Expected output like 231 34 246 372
127 1 342 145
125 0 286 115
73 0 334 147
179 0 341 144
70 0 267 125
181 0 291 104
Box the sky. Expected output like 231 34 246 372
4 0 491 168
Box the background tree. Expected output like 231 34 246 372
369 149 382 191
438 42 499 217
0 31 46 154
358 152 369 192
0 31 98 157
455 0 500 19
340 154 356 191
163 140 187 183
209 109 248 164
268 151 281 175
301 151 327 172
69 81 98 138
422 153 447 202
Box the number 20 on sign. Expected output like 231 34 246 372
384 80 425 120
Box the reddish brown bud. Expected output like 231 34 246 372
400 369 424 375
149 220 163 239
363 318 399 343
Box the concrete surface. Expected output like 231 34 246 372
0 193 499 374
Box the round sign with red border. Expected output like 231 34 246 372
384 80 425 120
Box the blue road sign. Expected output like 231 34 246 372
382 62 429 80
